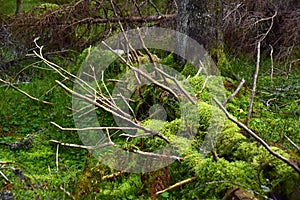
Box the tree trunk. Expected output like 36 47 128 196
175 0 223 65
15 0 23 15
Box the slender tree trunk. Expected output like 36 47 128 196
16 0 23 15
175 0 223 65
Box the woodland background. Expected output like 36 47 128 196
0 0 299 199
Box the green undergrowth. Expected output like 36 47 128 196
0 0 70 16
0 47 299 199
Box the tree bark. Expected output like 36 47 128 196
16 0 23 15
175 0 223 65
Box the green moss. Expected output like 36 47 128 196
181 62 198 77
216 120 245 157
188 76 212 102
193 158 258 199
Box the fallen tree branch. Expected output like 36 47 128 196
246 41 261 126
101 41 179 100
13 14 176 27
213 98 300 174
132 149 183 161
102 172 122 180
55 80 170 143
51 122 138 131
155 176 197 196
284 135 300 152
0 161 15 165
49 140 115 150
0 170 10 182
0 78 52 105
223 78 245 106
59 186 76 200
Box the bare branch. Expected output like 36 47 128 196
223 78 245 106
154 66 196 104
101 41 179 99
59 186 76 200
0 170 10 182
257 11 277 42
285 135 300 152
156 177 197 196
51 122 138 131
246 42 261 126
132 149 183 161
102 172 122 180
56 144 59 172
269 45 274 82
213 98 300 174
49 140 115 150
197 75 211 95
0 78 53 105
55 80 170 143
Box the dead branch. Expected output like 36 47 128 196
49 140 115 150
223 78 245 106
131 149 183 161
65 14 176 26
155 177 197 196
284 135 300 152
0 78 52 105
59 186 76 200
245 11 276 126
269 45 274 82
213 98 300 174
197 75 211 95
246 41 261 126
56 144 59 172
0 161 15 165
256 11 277 42
154 66 196 104
0 170 10 182
55 80 170 143
102 172 122 180
51 122 138 131
101 41 179 100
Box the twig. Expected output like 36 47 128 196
102 172 122 180
246 42 261 126
223 3 243 20
211 138 219 161
101 41 179 99
257 11 277 42
49 140 115 150
132 149 183 161
198 75 211 95
223 78 245 106
136 27 168 85
0 161 15 165
56 144 59 172
0 78 53 105
156 177 197 196
51 122 138 131
33 44 96 97
269 45 274 82
148 0 161 15
0 170 10 182
284 135 300 151
59 186 76 200
55 80 170 143
213 98 300 174
154 67 196 104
